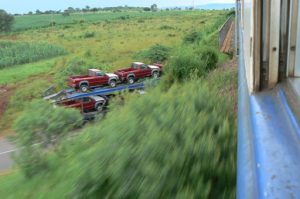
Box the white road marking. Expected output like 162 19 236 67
0 148 18 155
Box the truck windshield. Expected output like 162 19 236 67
141 64 148 69
96 72 105 76
132 64 138 69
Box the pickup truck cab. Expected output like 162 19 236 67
59 96 107 112
114 62 162 84
69 69 119 92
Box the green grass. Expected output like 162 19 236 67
0 59 56 85
0 41 67 69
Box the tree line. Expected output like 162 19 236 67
16 4 159 16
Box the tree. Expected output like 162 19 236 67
14 100 82 178
143 7 151 11
67 7 75 13
151 4 158 12
0 10 14 32
35 9 42 14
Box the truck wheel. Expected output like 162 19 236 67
128 76 135 84
152 71 160 79
109 79 117 87
96 103 104 112
80 84 89 92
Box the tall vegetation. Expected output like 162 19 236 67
164 47 218 83
70 79 236 198
0 41 67 68
14 100 82 178
0 10 14 32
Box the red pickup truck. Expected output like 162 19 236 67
114 62 163 84
68 69 119 92
59 96 107 112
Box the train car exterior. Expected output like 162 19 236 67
237 0 300 198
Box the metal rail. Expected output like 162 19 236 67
44 82 145 101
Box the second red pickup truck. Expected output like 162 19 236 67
114 62 163 84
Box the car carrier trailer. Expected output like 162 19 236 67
44 82 145 102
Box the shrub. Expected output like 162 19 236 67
164 47 219 82
183 31 204 44
160 25 174 30
197 47 219 73
14 100 82 178
134 44 171 63
83 32 95 38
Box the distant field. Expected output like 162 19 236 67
13 11 200 31
0 41 67 69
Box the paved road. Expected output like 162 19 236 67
0 139 16 172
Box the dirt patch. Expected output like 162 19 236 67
0 85 16 122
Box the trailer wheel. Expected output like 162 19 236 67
80 84 89 92
128 76 135 84
109 79 117 87
152 71 160 79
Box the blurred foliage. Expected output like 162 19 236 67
13 100 82 178
70 80 236 198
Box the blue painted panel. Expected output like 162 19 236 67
67 82 145 100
